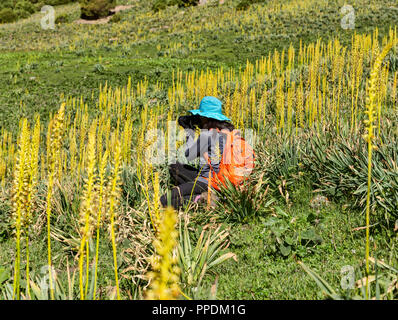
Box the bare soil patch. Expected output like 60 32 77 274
75 5 134 25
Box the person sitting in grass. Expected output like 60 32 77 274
160 96 254 210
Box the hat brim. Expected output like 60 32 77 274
189 109 231 122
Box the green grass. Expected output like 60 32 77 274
1 179 396 299
0 50 228 132
1 0 398 132
203 184 398 299
1 0 398 299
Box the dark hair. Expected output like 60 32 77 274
199 116 235 131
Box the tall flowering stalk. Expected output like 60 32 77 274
78 120 97 300
11 119 30 300
363 39 396 299
107 139 122 300
24 116 41 299
46 103 65 300
93 150 108 299
145 207 180 300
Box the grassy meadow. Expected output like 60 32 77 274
0 0 398 300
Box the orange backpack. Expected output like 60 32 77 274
206 129 255 191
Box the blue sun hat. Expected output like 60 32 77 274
189 96 231 122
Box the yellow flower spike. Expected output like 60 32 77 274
106 138 123 300
11 119 30 300
45 103 65 300
24 116 40 300
93 150 108 300
145 207 181 300
78 120 97 300
363 38 397 299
